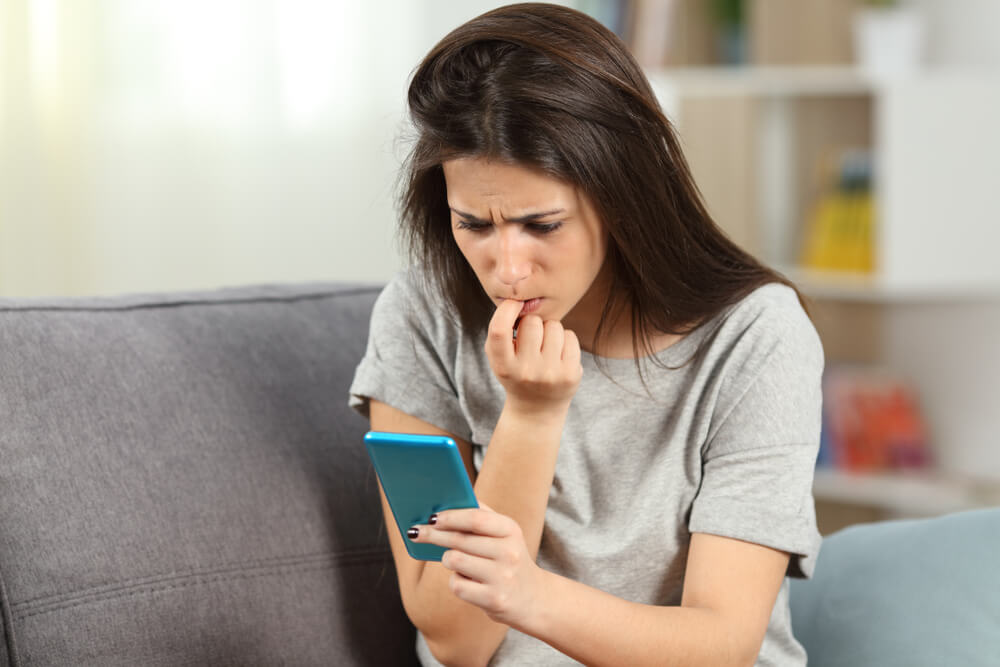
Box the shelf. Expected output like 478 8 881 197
779 266 1000 304
647 65 874 98
648 67 1000 301
812 468 1000 518
647 66 994 98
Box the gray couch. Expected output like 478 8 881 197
2 282 997 666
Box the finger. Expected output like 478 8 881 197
540 320 565 363
514 315 544 356
448 573 517 620
410 525 505 559
486 299 522 366
434 507 514 538
562 328 582 369
441 549 496 583
448 572 495 609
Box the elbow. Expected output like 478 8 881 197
402 572 506 666
729 633 765 667
709 611 764 667
403 597 500 666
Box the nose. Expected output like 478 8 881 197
495 226 531 288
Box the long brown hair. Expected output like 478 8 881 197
399 3 802 364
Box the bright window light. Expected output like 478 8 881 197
276 0 358 130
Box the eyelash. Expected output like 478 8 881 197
456 220 563 235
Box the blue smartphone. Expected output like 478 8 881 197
364 431 479 561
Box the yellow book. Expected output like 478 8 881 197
801 190 876 273
801 194 842 270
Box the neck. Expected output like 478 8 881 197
562 270 685 360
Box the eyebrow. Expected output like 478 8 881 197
450 208 566 224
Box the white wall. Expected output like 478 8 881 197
913 0 1000 70
885 301 1000 482
0 0 568 297
885 1 1000 482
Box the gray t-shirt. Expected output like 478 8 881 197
349 268 823 666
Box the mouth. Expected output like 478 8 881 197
519 297 543 315
499 297 543 315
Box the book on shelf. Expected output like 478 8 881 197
818 364 932 473
799 148 875 275
581 0 743 68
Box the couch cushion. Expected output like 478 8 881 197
0 283 418 666
789 507 1000 667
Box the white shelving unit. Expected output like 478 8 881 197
649 65 872 98
647 65 1000 297
780 266 1000 304
647 66 1000 518
813 468 1000 519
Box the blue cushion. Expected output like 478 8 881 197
789 508 1000 666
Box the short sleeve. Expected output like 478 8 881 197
348 270 473 441
688 288 824 578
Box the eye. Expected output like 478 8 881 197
455 219 491 233
525 222 563 235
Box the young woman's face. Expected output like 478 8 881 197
442 157 609 332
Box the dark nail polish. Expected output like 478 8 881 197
429 514 438 525
407 527 419 539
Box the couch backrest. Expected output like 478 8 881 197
0 283 418 666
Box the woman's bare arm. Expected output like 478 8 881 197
370 396 567 667
371 299 582 666
414 513 791 667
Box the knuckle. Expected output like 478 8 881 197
486 328 506 343
444 550 463 569
489 591 508 613
490 361 513 380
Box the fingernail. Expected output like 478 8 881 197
407 527 419 539
429 513 438 525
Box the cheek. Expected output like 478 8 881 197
452 234 487 274
451 230 472 259
558 234 603 275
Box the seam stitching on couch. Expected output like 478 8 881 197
13 551 388 621
0 286 382 314
13 547 383 608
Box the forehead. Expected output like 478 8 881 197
441 158 576 207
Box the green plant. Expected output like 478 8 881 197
711 0 744 26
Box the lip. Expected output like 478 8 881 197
518 297 543 315
498 297 544 315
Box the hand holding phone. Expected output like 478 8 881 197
364 431 478 561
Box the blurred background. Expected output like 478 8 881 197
2 0 999 531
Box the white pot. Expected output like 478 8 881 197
853 6 926 78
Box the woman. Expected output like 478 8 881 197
349 4 823 665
